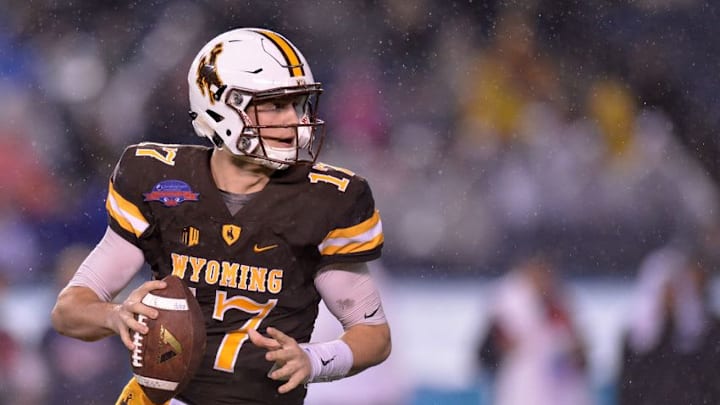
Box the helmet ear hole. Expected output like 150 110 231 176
211 133 225 148
206 110 225 122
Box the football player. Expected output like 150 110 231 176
51 27 391 405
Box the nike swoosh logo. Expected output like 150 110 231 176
321 356 336 366
253 244 278 253
364 306 380 319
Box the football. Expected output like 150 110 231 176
130 275 206 404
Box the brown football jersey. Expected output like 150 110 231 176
105 142 383 404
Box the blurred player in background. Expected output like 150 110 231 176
618 245 720 405
477 254 592 405
51 27 391 404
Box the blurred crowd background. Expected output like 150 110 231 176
1 0 720 404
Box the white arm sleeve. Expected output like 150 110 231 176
314 262 387 330
66 226 145 302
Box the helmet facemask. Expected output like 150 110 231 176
223 86 325 170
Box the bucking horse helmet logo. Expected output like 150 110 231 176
195 43 224 104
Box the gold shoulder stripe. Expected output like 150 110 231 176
318 210 383 256
251 29 305 77
320 233 384 256
325 210 380 240
106 181 149 238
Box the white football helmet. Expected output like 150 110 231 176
188 28 325 170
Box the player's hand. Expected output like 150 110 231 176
109 280 167 350
248 327 312 394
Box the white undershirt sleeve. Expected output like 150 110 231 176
314 262 387 330
67 226 146 302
